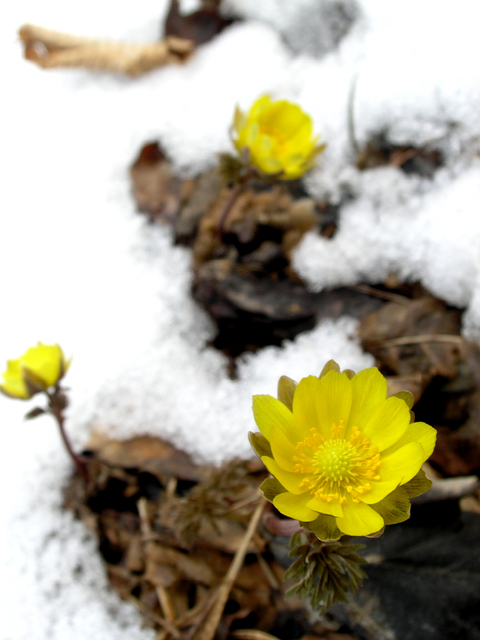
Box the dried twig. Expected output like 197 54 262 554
19 24 194 76
232 631 281 640
137 499 179 632
128 595 181 639
349 284 410 305
193 498 266 640
377 334 465 348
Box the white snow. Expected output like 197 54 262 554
1 0 479 637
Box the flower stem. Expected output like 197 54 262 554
47 389 89 480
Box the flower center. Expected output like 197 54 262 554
293 421 381 504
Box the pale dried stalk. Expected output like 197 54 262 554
19 24 194 76
137 498 178 632
378 334 465 348
232 631 281 640
194 498 266 640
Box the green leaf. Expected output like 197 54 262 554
24 406 46 420
402 468 432 498
277 375 297 411
248 431 272 459
286 536 367 615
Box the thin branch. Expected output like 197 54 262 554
376 334 465 348
193 498 266 640
349 283 410 305
137 498 177 625
127 595 181 639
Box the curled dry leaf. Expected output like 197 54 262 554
84 431 204 482
19 24 194 76
130 142 186 222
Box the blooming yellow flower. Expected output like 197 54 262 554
232 94 325 180
250 361 436 540
0 343 70 399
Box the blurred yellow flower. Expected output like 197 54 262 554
232 94 325 180
250 361 436 540
0 343 69 399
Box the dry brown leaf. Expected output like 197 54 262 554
19 24 194 76
85 431 204 482
130 142 184 221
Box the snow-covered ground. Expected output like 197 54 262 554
1 1 480 637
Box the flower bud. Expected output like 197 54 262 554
232 94 325 180
0 343 70 400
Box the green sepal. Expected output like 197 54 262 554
260 476 286 503
410 410 415 423
248 431 272 459
343 369 355 380
0 385 29 400
302 513 342 542
277 375 297 411
319 360 341 379
218 152 246 186
371 486 411 525
391 390 414 409
402 468 432 498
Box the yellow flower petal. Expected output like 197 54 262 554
306 495 344 518
316 371 352 433
261 456 307 495
361 396 410 451
336 500 385 537
1 343 68 400
273 491 318 522
231 94 324 180
382 421 437 460
0 359 31 398
250 362 436 540
22 343 62 388
292 376 324 439
252 394 296 441
269 424 298 471
0 379 30 399
348 367 387 433
361 442 425 504
303 513 342 542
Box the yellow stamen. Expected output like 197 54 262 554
293 423 382 506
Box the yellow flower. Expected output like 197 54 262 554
232 94 325 180
0 343 70 399
250 361 436 540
